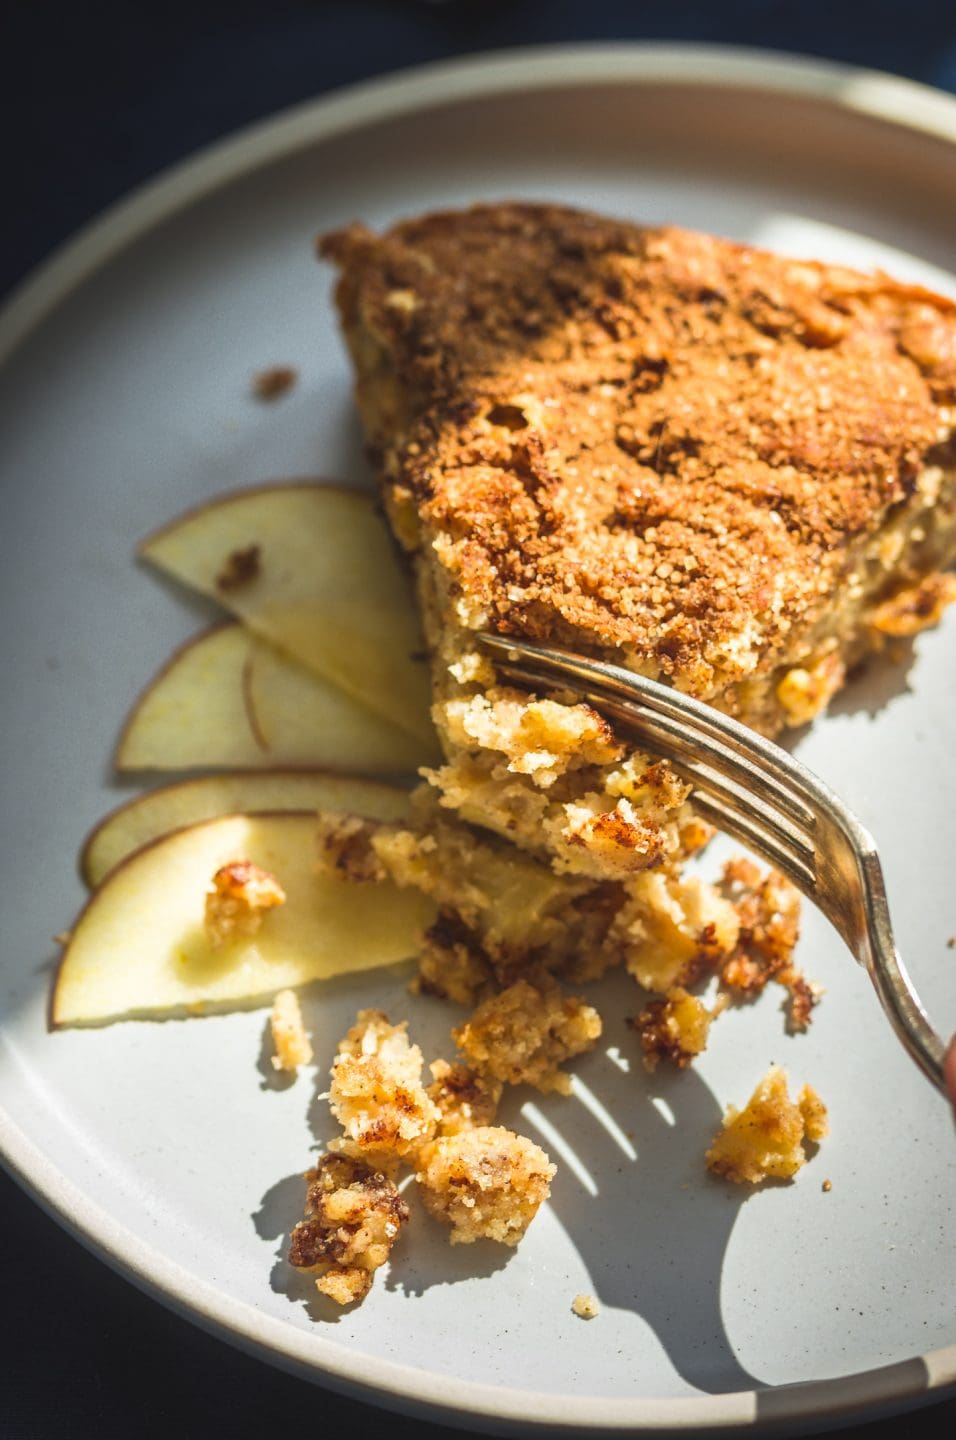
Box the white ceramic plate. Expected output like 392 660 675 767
1 44 955 1436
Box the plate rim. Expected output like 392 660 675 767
2 40 956 1434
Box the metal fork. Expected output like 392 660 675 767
478 632 949 1097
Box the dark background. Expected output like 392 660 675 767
3 2 956 1436
5 0 956 298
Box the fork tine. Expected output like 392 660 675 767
691 793 817 892
479 635 816 831
483 646 817 852
477 632 950 1099
581 694 817 865
485 650 818 888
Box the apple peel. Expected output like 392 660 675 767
81 770 412 889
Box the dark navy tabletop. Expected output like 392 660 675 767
3 3 956 1436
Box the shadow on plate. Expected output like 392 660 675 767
255 1167 349 1325
521 1028 764 1396
826 643 917 722
382 1185 514 1298
250 966 767 1386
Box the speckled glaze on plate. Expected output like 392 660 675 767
1 44 954 1437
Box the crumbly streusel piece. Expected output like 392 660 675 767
329 1009 440 1162
416 1126 555 1245
288 1152 409 1304
270 989 313 1073
453 978 601 1095
204 859 285 948
427 1059 502 1135
316 813 388 883
629 986 723 1071
424 701 694 882
572 1293 600 1320
613 871 741 992
415 912 495 1005
720 859 819 1031
705 1066 828 1184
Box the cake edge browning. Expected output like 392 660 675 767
320 202 956 737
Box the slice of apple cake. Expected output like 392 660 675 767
319 203 955 1016
321 204 955 862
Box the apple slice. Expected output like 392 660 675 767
54 812 436 1026
138 482 433 743
246 636 439 771
116 623 260 770
116 623 432 774
81 771 413 889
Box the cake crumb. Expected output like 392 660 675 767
719 859 819 1030
453 978 602 1094
215 543 261 592
204 859 285 948
252 364 297 400
329 1009 439 1162
288 1152 409 1305
822 1178 833 1192
705 1066 828 1184
270 989 312 1073
427 1058 501 1135
572 1292 600 1320
629 986 722 1071
416 1125 555 1245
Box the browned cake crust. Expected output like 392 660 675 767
321 203 956 727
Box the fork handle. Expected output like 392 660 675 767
855 852 948 1097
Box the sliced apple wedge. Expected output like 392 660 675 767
116 623 261 770
247 637 439 772
81 771 413 889
138 482 434 743
116 623 433 775
54 812 435 1026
